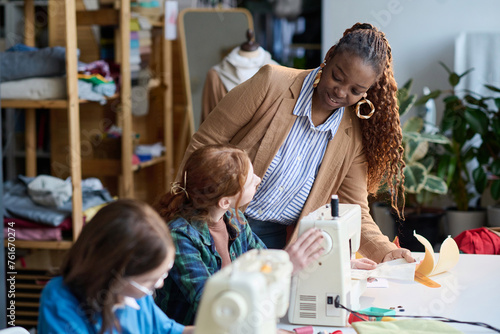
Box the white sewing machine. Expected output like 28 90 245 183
288 199 366 327
194 249 293 334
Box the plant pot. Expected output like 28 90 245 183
391 208 444 252
446 209 486 237
487 204 500 227
371 202 395 241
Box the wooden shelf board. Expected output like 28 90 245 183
76 8 119 26
14 319 38 326
0 99 69 109
16 292 41 298
4 239 73 250
15 284 45 290
16 310 40 317
1 94 119 109
133 156 166 171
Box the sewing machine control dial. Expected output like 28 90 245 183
212 291 248 328
320 229 333 255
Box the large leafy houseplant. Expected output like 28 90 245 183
398 79 449 215
417 63 500 211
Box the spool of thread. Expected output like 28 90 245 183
331 194 339 217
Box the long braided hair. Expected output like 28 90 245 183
329 22 405 216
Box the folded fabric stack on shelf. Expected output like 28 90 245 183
0 45 68 99
2 175 114 241
130 13 152 79
0 43 116 103
77 59 117 104
131 0 163 24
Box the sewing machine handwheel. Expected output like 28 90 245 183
212 291 248 327
320 230 333 255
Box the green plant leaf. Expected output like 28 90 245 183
420 156 435 171
443 95 459 104
424 175 448 195
415 90 441 106
491 159 500 176
398 94 417 117
397 79 413 103
495 98 500 111
449 73 460 87
403 117 423 133
485 84 500 93
493 118 500 137
465 95 481 106
439 61 452 74
419 133 450 144
475 146 490 165
459 68 474 79
406 138 428 163
453 121 467 145
472 166 488 194
491 179 500 201
403 131 420 142
404 163 427 193
464 108 489 135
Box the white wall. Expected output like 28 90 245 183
322 0 500 121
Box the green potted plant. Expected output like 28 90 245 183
416 63 500 235
391 79 449 250
399 80 449 212
475 84 500 227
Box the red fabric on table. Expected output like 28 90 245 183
454 227 500 255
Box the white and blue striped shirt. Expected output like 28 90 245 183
245 67 345 225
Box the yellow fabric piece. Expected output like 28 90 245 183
414 232 459 277
83 199 116 222
352 319 464 333
130 19 140 31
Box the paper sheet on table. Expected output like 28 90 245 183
351 258 416 281
414 232 460 277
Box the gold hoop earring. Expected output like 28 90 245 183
355 98 375 119
313 60 327 88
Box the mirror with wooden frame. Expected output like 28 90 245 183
178 8 254 142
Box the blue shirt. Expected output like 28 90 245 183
38 276 185 334
246 67 344 225
155 209 266 325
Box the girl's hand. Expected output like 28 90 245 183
285 228 324 275
351 258 377 270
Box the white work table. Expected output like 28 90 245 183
279 254 500 333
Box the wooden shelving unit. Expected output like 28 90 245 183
1 1 175 329
1 0 175 250
0 0 131 249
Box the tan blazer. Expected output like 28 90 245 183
181 64 396 263
201 68 228 124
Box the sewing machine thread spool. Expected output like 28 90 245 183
331 195 339 217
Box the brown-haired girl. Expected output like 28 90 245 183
38 199 194 334
154 144 375 325
179 22 415 264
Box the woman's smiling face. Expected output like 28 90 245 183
313 51 378 113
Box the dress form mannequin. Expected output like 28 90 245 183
238 29 260 59
201 29 278 124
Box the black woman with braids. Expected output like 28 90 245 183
177 22 414 264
